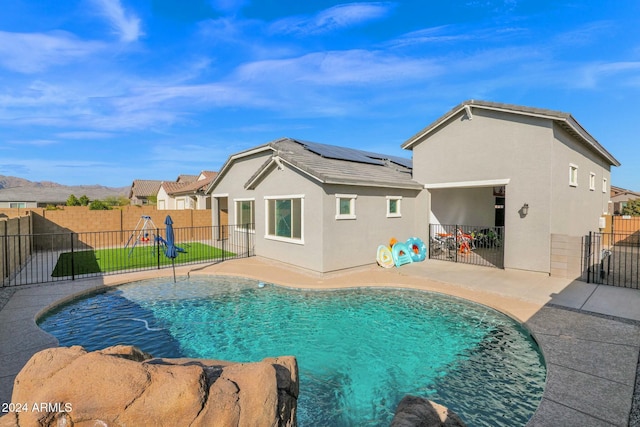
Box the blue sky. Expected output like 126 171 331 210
1 1 639 189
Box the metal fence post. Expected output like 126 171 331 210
222 226 226 262
586 231 592 284
156 227 161 269
70 232 75 281
454 224 458 264
245 224 250 257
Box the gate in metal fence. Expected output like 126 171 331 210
428 224 504 268
1 224 254 287
582 230 640 289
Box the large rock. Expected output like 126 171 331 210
391 395 466 427
0 345 298 427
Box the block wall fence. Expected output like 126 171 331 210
0 206 211 234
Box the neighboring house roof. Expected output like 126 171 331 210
169 172 218 196
611 185 640 199
160 181 186 194
401 100 621 167
176 174 198 183
208 137 421 193
129 180 163 198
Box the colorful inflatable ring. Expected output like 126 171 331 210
406 237 427 262
376 245 395 268
391 242 413 267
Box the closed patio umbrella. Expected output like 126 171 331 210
164 215 177 282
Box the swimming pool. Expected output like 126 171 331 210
38 276 546 426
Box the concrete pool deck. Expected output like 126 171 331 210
0 257 639 426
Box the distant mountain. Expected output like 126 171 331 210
0 175 129 203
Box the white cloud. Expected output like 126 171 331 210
0 31 105 73
270 2 396 35
575 61 640 89
90 0 143 42
235 49 442 86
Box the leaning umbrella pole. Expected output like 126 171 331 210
164 215 178 282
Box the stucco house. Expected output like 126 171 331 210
206 138 422 272
208 100 620 275
610 185 640 215
403 100 619 274
157 171 217 210
129 180 163 205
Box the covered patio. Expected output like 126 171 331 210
426 180 509 269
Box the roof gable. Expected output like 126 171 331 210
130 180 163 198
401 100 620 167
207 137 420 194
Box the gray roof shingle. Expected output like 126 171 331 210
244 138 421 190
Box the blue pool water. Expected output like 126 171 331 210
38 276 546 426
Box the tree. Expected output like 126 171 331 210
78 195 90 206
66 194 80 206
88 200 111 210
621 199 640 216
104 195 130 207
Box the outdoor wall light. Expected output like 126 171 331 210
522 203 529 216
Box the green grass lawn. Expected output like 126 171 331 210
52 242 236 277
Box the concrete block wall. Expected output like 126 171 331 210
1 216 32 284
0 207 213 250
550 234 583 279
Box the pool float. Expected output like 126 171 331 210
376 245 395 268
406 237 427 262
391 242 413 267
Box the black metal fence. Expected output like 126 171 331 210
1 224 254 287
429 224 504 269
582 231 640 289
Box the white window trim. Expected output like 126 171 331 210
589 172 596 191
386 196 402 218
234 198 255 234
264 195 305 245
569 163 578 187
335 194 357 220
602 178 608 193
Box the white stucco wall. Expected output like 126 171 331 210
550 124 611 235
156 187 173 210
320 185 421 272
210 151 325 271
210 150 422 273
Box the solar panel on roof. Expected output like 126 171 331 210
355 149 413 169
385 155 412 169
295 139 384 166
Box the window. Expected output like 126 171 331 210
235 199 255 231
265 196 303 242
569 164 578 187
589 172 596 191
386 196 402 218
602 178 608 193
9 202 26 208
335 194 356 220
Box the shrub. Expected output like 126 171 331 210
89 200 111 210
